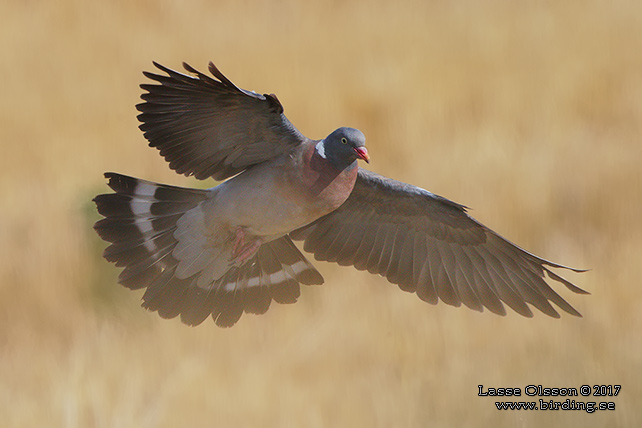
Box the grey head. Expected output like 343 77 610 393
320 127 369 170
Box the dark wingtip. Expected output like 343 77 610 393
152 60 167 72
544 267 590 295
558 302 583 317
182 61 198 74
149 61 174 77
563 266 590 274
207 61 223 78
542 259 590 273
207 61 240 90
179 61 229 88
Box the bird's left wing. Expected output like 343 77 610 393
137 62 307 181
290 169 588 318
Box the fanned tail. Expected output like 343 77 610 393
93 173 323 327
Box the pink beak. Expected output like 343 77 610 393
353 146 370 163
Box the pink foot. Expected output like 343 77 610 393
231 227 261 264
236 240 261 264
232 227 246 257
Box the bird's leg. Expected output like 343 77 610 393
231 227 261 264
236 240 262 264
232 227 246 257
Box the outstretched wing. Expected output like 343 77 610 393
290 169 588 318
136 62 307 181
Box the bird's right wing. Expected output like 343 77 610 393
137 62 307 181
291 169 588 318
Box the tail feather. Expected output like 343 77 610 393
177 285 217 327
93 172 325 327
120 262 163 290
104 230 177 265
241 287 272 316
118 243 175 283
199 237 324 327
263 245 301 305
94 215 179 243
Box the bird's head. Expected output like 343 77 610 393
320 127 369 170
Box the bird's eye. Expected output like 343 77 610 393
341 137 348 144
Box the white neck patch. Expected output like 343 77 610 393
315 141 326 159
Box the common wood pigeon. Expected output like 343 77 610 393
93 62 588 327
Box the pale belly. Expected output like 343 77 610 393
202 159 355 238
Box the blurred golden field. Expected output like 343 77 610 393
2 0 641 426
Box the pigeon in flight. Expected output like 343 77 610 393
93 62 587 327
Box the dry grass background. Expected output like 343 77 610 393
1 0 641 426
